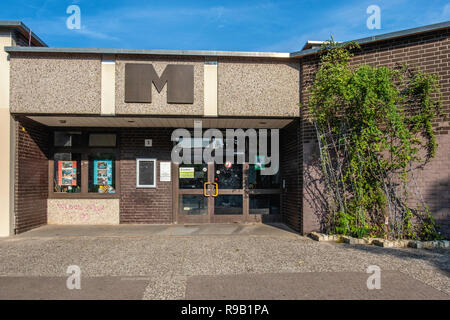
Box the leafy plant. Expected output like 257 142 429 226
305 40 443 240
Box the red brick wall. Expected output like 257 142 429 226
119 128 174 224
14 116 49 233
300 28 450 237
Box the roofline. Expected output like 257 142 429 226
3 46 290 58
2 20 448 58
0 20 47 47
290 20 450 58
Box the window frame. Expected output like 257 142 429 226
49 129 120 199
136 158 157 188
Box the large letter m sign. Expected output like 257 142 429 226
125 64 194 104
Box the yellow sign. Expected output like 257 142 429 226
179 167 194 178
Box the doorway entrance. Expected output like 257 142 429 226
174 135 282 223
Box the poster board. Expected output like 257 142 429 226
94 160 113 185
58 161 77 186
137 159 156 188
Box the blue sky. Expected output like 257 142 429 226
1 0 449 51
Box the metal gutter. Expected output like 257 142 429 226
4 46 291 58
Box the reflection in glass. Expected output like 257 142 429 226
214 195 243 215
249 194 281 215
179 195 208 215
248 165 280 189
215 163 242 189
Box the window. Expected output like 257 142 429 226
53 153 81 193
50 131 119 198
250 194 280 215
137 158 156 188
54 131 82 147
88 153 116 193
89 133 117 147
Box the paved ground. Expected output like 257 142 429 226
0 223 448 299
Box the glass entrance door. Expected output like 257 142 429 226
174 131 282 223
211 162 245 222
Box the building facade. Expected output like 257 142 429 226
0 21 449 237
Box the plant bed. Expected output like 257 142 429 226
309 232 449 250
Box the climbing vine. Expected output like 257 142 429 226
305 40 443 240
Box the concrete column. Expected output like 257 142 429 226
101 55 116 116
0 33 14 237
203 60 218 117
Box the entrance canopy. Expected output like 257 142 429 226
26 116 295 129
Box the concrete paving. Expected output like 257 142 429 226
12 223 298 238
0 224 448 300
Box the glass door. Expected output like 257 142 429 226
174 131 282 223
211 161 245 223
177 162 210 223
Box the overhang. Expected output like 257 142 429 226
0 20 47 47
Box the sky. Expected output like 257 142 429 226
0 0 449 52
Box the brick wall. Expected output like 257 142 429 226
299 28 450 237
119 128 174 224
14 116 49 233
280 119 302 232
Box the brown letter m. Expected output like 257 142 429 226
125 64 194 104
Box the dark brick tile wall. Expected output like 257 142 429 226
119 128 174 224
299 28 450 237
14 116 49 234
280 119 302 232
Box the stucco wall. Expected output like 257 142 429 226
10 53 101 114
48 199 120 225
115 55 204 115
217 57 300 117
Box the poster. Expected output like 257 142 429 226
94 160 113 185
58 161 77 186
160 162 171 182
179 167 194 178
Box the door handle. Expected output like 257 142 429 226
204 182 219 197
203 182 210 197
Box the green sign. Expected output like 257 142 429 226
254 155 265 170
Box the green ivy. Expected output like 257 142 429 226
305 40 443 240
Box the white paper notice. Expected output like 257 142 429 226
160 162 171 182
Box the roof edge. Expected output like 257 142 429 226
0 20 47 47
4 46 290 58
290 20 450 58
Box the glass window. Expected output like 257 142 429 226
54 131 82 147
179 195 208 215
88 153 116 193
215 163 243 189
89 133 117 147
250 194 280 215
248 165 280 189
53 153 81 193
179 163 208 189
214 195 243 215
